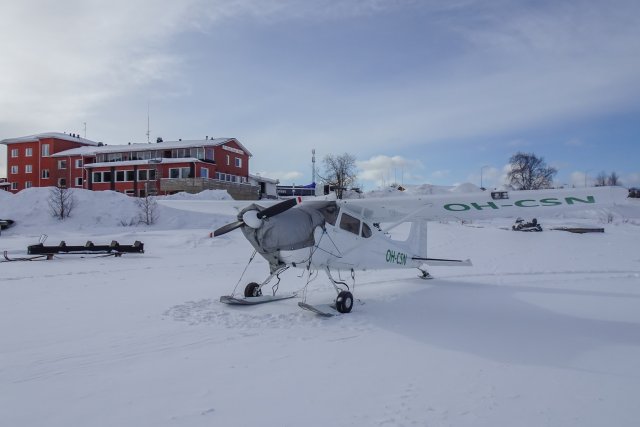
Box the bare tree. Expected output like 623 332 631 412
608 171 620 186
595 171 608 187
137 194 159 225
319 153 357 199
48 185 76 220
507 152 557 190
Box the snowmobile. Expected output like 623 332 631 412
512 217 542 232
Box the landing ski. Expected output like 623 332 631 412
220 292 297 305
297 302 337 317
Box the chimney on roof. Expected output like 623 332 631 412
206 136 208 140
157 137 163 143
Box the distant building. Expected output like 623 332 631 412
249 174 279 199
1 132 259 199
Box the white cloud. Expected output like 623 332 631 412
357 155 423 186
256 170 303 183
569 171 592 188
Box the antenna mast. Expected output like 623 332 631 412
312 149 316 184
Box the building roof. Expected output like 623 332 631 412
249 174 279 184
51 137 252 158
84 158 204 168
0 132 100 146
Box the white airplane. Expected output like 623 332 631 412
203 186 627 316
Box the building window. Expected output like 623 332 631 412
75 159 83 168
125 190 135 196
25 148 33 157
58 160 67 169
235 157 242 168
226 154 230 165
200 168 209 179
75 177 83 187
25 165 32 173
42 144 50 156
138 170 148 181
126 171 135 181
25 181 32 188
10 165 18 174
169 167 190 179
11 148 19 158
92 171 112 183
116 171 125 182
11 182 18 190
58 178 67 188
42 169 50 179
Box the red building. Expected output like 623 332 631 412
1 132 255 198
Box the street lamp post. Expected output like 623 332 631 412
480 165 489 190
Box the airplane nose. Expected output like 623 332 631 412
242 210 263 229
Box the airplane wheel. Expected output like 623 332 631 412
335 291 353 313
244 282 262 297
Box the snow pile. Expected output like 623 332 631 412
366 183 482 197
0 187 225 232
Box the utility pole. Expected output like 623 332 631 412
146 101 150 144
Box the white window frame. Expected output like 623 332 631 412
75 159 83 168
226 154 230 166
25 164 32 174
75 177 83 187
25 148 33 157
10 165 18 174
58 160 67 170
169 167 190 179
42 169 50 179
25 181 33 188
235 157 242 168
200 168 209 179
11 148 19 158
11 182 18 190
42 144 50 157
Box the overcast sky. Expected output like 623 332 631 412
1 0 639 189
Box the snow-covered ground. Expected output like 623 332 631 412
1 188 640 427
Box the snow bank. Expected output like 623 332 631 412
0 187 225 233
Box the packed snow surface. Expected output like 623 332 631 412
1 188 640 427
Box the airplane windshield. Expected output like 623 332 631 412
339 213 361 235
319 202 338 226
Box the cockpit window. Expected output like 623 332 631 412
319 202 339 226
339 212 361 235
361 222 372 238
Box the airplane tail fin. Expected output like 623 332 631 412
408 220 428 258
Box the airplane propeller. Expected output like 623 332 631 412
213 197 302 237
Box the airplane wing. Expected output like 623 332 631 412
335 186 628 223
157 199 280 216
